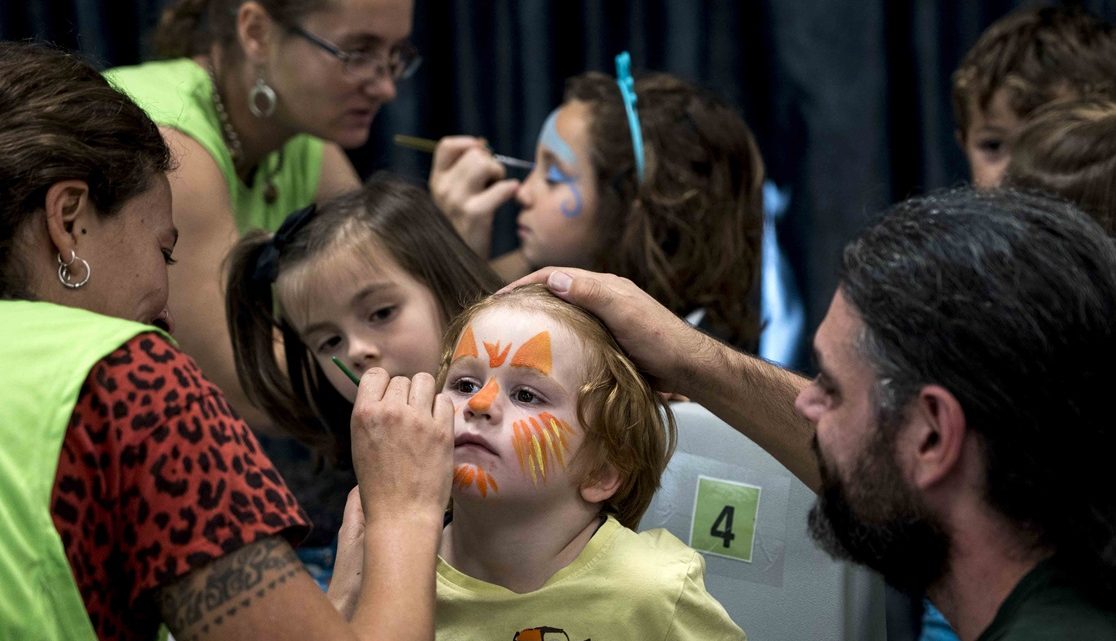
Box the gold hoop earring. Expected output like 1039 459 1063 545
57 250 91 289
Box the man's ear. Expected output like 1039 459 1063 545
580 463 623 504
901 384 967 490
237 1 276 64
43 180 92 259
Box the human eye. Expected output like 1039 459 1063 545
512 386 546 405
813 373 839 401
545 164 573 185
315 335 342 355
161 248 177 266
976 137 1005 155
367 305 397 323
450 377 481 395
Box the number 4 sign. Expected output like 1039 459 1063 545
689 476 762 563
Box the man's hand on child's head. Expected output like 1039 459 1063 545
502 268 712 398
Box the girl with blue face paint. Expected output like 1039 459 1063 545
430 68 765 350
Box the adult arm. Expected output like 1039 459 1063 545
161 127 271 427
506 268 820 490
154 368 450 641
429 136 520 260
315 142 361 201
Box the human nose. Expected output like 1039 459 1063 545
515 170 537 208
794 381 824 424
361 65 398 102
347 334 381 372
463 377 502 424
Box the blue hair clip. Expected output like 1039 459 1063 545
614 51 645 183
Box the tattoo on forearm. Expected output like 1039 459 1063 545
156 536 301 640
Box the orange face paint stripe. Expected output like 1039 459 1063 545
453 464 499 498
512 421 530 472
510 331 552 375
484 341 512 368
452 325 479 362
467 377 500 413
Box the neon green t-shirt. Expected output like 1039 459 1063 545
0 301 165 641
106 58 324 234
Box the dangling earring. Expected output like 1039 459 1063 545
248 71 277 118
57 250 91 289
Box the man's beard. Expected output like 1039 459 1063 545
808 430 951 595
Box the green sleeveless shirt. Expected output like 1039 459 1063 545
106 58 324 233
0 300 171 640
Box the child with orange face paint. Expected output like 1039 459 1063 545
432 285 746 641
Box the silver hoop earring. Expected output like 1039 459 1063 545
57 250 91 289
249 73 277 118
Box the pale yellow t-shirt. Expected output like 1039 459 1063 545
436 516 747 641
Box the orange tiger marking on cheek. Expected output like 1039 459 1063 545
454 464 499 498
512 412 575 485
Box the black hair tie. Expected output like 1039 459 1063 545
250 203 318 285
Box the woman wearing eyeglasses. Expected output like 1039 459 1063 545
106 0 421 429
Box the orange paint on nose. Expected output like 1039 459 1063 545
510 331 552 375
467 377 500 413
452 325 479 362
484 341 511 367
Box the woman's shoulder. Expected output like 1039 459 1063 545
105 58 208 104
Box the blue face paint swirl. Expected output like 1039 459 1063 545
538 109 577 168
546 165 583 219
536 108 584 218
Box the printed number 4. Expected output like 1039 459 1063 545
710 505 735 548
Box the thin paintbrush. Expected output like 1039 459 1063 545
331 356 362 386
393 134 535 170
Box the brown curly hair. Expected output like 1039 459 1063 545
952 5 1116 136
1004 98 1116 236
564 72 764 350
436 284 677 529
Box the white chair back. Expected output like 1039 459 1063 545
639 402 886 641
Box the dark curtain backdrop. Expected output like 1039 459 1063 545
5 0 1115 363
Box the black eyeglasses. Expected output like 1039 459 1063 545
289 25 422 82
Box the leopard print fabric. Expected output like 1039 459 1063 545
51 334 309 641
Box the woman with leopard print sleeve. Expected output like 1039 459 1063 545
0 41 450 641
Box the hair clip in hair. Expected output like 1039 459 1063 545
614 51 646 183
251 203 318 285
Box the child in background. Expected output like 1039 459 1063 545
1003 98 1116 235
433 284 745 640
224 173 501 577
432 55 764 350
951 4 1116 188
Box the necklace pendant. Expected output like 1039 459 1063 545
264 182 279 204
